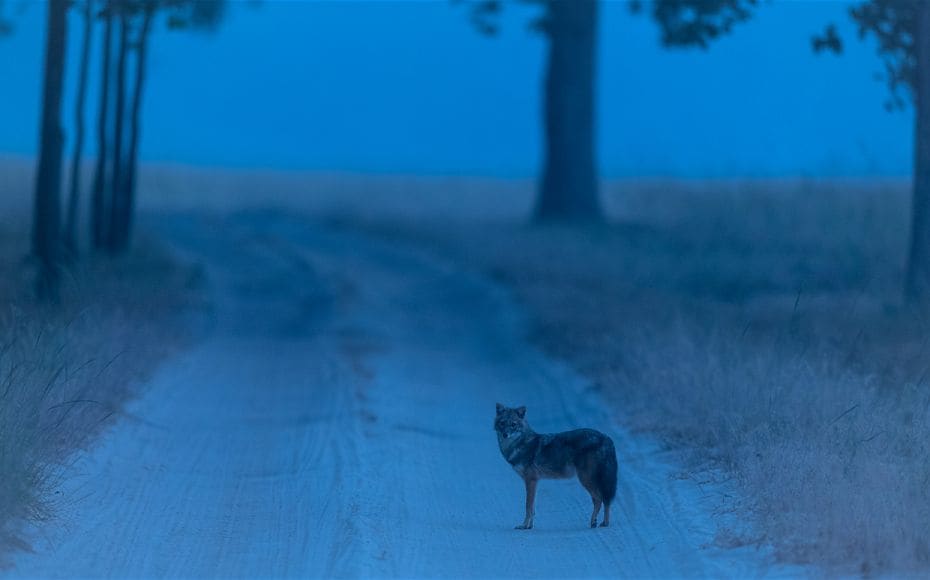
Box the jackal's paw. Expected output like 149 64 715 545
590 520 598 528
599 521 610 528
514 523 533 530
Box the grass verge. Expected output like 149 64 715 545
0 220 203 561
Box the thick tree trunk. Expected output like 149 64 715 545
535 0 600 222
113 5 154 252
91 5 113 251
32 0 68 294
907 2 930 302
65 0 94 254
107 11 129 253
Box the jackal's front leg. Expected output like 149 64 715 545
515 478 537 530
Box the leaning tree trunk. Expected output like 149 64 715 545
32 0 68 295
907 1 930 303
113 5 154 252
107 11 129 253
65 0 94 254
91 5 114 251
535 0 601 222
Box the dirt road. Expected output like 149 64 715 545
8 212 785 578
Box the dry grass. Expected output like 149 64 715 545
357 177 930 575
0 183 202 559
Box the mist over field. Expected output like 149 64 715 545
2 1 929 578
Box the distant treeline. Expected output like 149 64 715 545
12 0 930 303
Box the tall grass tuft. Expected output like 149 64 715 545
0 220 201 560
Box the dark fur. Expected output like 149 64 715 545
495 403 618 529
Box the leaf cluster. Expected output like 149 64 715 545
458 0 760 46
454 0 553 38
849 0 918 110
639 0 759 49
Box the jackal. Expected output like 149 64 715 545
494 403 618 530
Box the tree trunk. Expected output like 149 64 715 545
91 4 113 251
907 1 930 303
107 10 129 253
535 0 600 222
114 5 154 252
65 0 94 255
32 0 68 295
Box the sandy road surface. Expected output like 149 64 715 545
8 212 786 578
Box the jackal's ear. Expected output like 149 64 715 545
515 406 526 418
496 402 505 414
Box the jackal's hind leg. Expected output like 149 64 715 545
577 460 602 529
599 502 610 527
589 496 602 528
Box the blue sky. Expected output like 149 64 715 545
0 0 914 177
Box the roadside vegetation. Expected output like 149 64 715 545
0 167 202 560
363 177 929 575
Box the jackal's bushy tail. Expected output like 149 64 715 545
598 437 618 506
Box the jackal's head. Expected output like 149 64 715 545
495 403 529 441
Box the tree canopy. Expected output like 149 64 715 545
851 0 917 109
812 1 924 110
639 0 759 49
462 0 761 45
